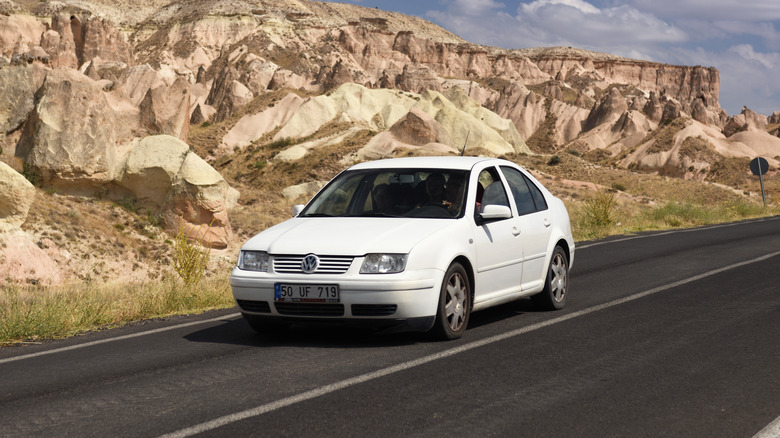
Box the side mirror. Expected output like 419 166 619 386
292 204 305 217
477 204 512 224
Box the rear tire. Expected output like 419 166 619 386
531 246 569 311
242 314 290 334
430 262 471 340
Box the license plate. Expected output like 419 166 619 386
274 283 340 303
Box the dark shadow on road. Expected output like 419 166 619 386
185 298 548 349
184 316 423 349
465 297 542 329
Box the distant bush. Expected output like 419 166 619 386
267 137 294 149
22 163 41 187
114 198 139 214
547 155 561 166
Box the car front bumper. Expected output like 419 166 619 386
229 267 443 332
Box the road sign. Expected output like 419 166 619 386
750 157 769 176
749 157 769 206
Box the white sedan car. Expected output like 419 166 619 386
230 156 574 340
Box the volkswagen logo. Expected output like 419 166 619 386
301 254 319 274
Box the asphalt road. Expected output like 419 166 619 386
2 216 779 437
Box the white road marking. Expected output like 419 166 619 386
159 249 780 438
0 313 241 365
754 415 780 438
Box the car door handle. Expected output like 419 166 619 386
512 227 521 236
543 218 551 228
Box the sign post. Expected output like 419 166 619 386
749 157 769 207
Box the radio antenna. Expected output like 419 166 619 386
460 130 470 156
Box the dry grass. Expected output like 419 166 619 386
678 136 718 162
20 191 173 283
526 113 559 154
566 196 778 241
0 274 233 346
644 117 690 153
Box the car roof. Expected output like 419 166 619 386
348 156 506 171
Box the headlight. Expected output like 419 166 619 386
238 250 270 272
360 253 407 274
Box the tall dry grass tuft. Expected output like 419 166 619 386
172 221 212 286
582 189 618 228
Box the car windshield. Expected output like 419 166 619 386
301 168 469 219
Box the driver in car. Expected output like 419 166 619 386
373 183 397 215
420 172 446 207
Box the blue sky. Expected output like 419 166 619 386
321 0 780 117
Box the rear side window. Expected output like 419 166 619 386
525 174 548 211
500 166 548 215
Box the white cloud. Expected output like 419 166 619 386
448 0 507 16
521 0 599 15
428 0 687 54
516 3 687 45
729 44 775 69
627 0 780 22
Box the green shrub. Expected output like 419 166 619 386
114 197 139 214
267 137 294 149
22 163 41 186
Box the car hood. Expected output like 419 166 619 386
242 217 459 255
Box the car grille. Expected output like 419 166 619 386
273 255 353 274
274 302 345 316
236 299 271 313
351 304 398 317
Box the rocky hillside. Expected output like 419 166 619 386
1 0 778 285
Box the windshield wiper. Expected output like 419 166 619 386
349 211 398 217
301 213 334 217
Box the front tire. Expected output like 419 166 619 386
531 246 569 310
430 262 471 340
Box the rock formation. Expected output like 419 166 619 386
0 161 35 232
15 68 128 194
119 135 237 249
